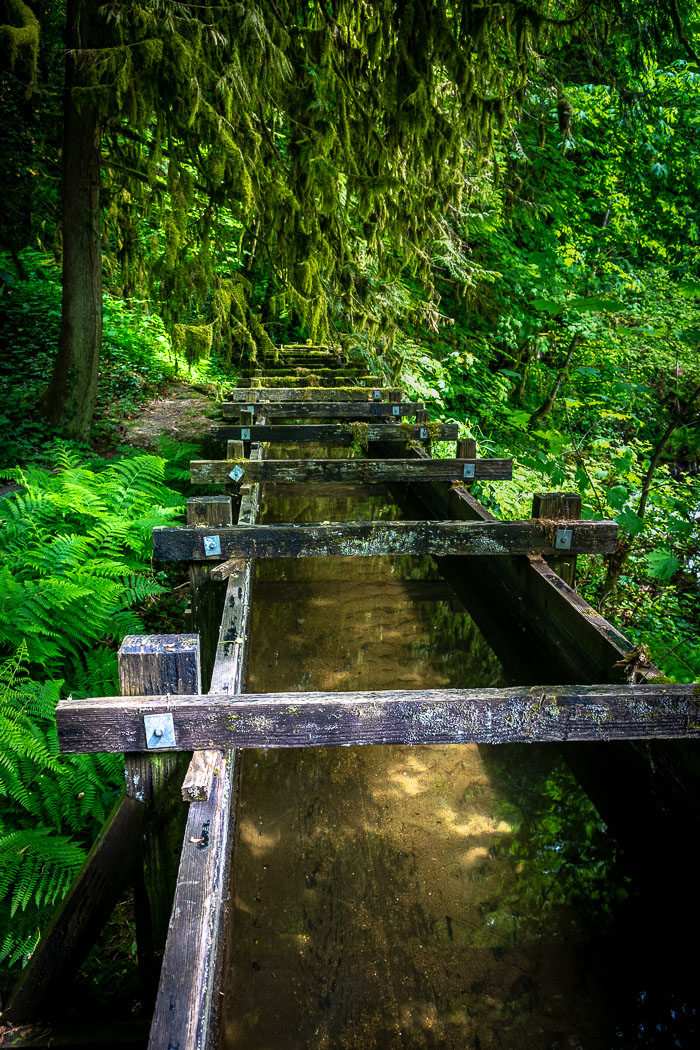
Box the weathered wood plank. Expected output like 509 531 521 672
148 750 237 1050
186 497 233 689
190 457 512 485
2 795 144 1024
212 423 459 444
181 748 224 802
147 437 261 1050
152 519 617 562
55 684 700 752
225 387 402 403
239 367 365 377
242 371 375 381
240 375 382 389
223 400 419 419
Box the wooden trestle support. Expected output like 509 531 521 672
2 366 699 1050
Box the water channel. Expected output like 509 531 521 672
217 444 697 1050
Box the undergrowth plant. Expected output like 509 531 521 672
0 442 186 966
0 644 119 966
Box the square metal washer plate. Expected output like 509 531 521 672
144 712 176 749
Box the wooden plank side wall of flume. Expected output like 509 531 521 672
4 356 699 1050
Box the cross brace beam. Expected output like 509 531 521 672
152 519 617 562
55 683 700 753
191 457 513 485
212 423 460 443
222 401 420 419
225 387 403 402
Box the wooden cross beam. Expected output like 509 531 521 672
242 375 383 388
152 519 617 562
55 683 700 753
212 423 460 444
225 387 402 402
190 457 513 485
222 401 420 419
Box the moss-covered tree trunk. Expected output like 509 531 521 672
45 0 103 438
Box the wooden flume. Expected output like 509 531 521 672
7 357 697 1050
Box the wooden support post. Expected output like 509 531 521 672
118 635 201 1003
531 491 582 587
457 438 477 458
186 496 233 687
415 409 430 450
239 409 254 427
226 439 244 460
457 438 477 486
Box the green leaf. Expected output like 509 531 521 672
617 506 644 536
667 517 692 538
679 328 700 344
677 280 700 297
645 550 680 581
607 484 628 509
531 298 562 316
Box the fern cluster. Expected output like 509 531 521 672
0 443 182 674
0 442 185 965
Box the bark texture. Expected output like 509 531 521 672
45 0 103 437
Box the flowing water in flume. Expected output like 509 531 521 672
217 445 697 1050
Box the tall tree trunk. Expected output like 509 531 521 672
44 0 103 438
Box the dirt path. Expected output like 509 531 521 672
121 383 216 449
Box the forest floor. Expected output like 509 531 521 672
120 381 216 449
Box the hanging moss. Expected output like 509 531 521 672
172 323 213 363
0 0 39 95
58 0 592 365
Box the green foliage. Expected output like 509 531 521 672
0 643 121 965
489 752 630 930
0 250 232 457
0 442 188 965
0 442 182 673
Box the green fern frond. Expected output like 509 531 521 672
0 901 41 965
0 830 85 916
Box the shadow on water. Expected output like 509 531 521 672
217 445 697 1050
